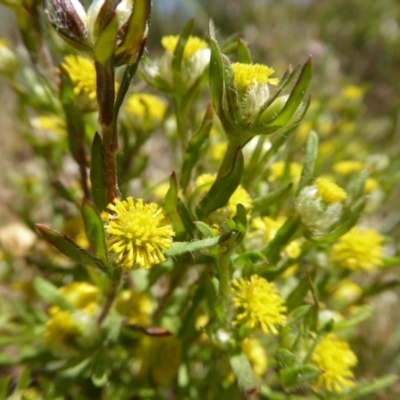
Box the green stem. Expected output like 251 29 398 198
97 269 122 325
217 249 231 326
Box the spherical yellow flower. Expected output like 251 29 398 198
124 93 167 129
332 226 385 271
231 63 279 89
241 338 268 378
101 197 175 270
231 275 286 334
61 55 96 100
114 289 153 326
268 161 302 183
312 334 357 393
316 177 347 204
333 160 364 176
59 282 99 314
161 35 208 59
45 306 79 344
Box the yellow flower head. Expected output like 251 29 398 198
316 177 347 204
332 226 385 271
101 197 175 270
231 63 279 89
31 115 67 138
341 85 363 101
331 279 363 303
231 275 286 334
114 289 153 326
61 55 96 100
268 161 302 183
45 306 79 344
333 160 364 176
312 334 357 393
161 35 208 59
124 93 167 129
364 178 379 194
59 282 99 314
241 338 268 378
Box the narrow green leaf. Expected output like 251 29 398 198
194 221 215 238
252 183 293 213
297 130 319 194
285 268 316 313
90 133 108 212
36 224 108 273
230 352 259 394
114 0 151 66
237 38 252 64
163 172 178 214
33 277 75 311
176 199 195 238
269 57 313 127
346 375 398 399
233 203 247 245
172 19 194 88
261 214 301 265
288 305 312 324
164 231 237 257
180 105 213 190
15 368 30 391
0 376 11 399
91 349 109 387
81 199 108 263
51 179 78 206
279 365 321 389
275 349 297 369
196 147 244 218
94 14 118 65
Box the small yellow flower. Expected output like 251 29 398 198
231 275 286 334
332 226 385 271
45 306 79 344
61 55 96 100
312 334 357 393
241 338 268 378
114 290 153 326
316 177 347 204
161 35 208 59
331 279 363 303
231 63 279 89
364 178 378 194
251 216 285 242
333 160 364 176
101 197 175 270
31 115 67 138
341 85 363 101
124 93 167 129
268 161 302 183
59 282 99 314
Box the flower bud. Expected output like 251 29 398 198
44 0 150 66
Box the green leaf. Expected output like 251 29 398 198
51 179 78 206
285 269 316 312
36 224 108 274
114 0 151 66
196 146 244 218
194 221 216 238
163 172 178 214
233 203 248 245
60 358 91 379
261 214 301 266
81 199 108 263
91 348 109 387
237 38 252 64
344 375 398 400
279 364 321 389
164 231 237 257
33 277 75 311
176 199 195 239
275 349 297 369
288 305 312 324
15 368 30 391
0 376 11 399
229 352 259 394
172 19 194 88
94 14 118 65
180 105 213 190
334 305 373 331
208 21 229 129
268 57 313 128
297 130 319 194
252 183 293 214
59 70 87 166
90 133 108 212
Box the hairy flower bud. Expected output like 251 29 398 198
44 0 150 66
